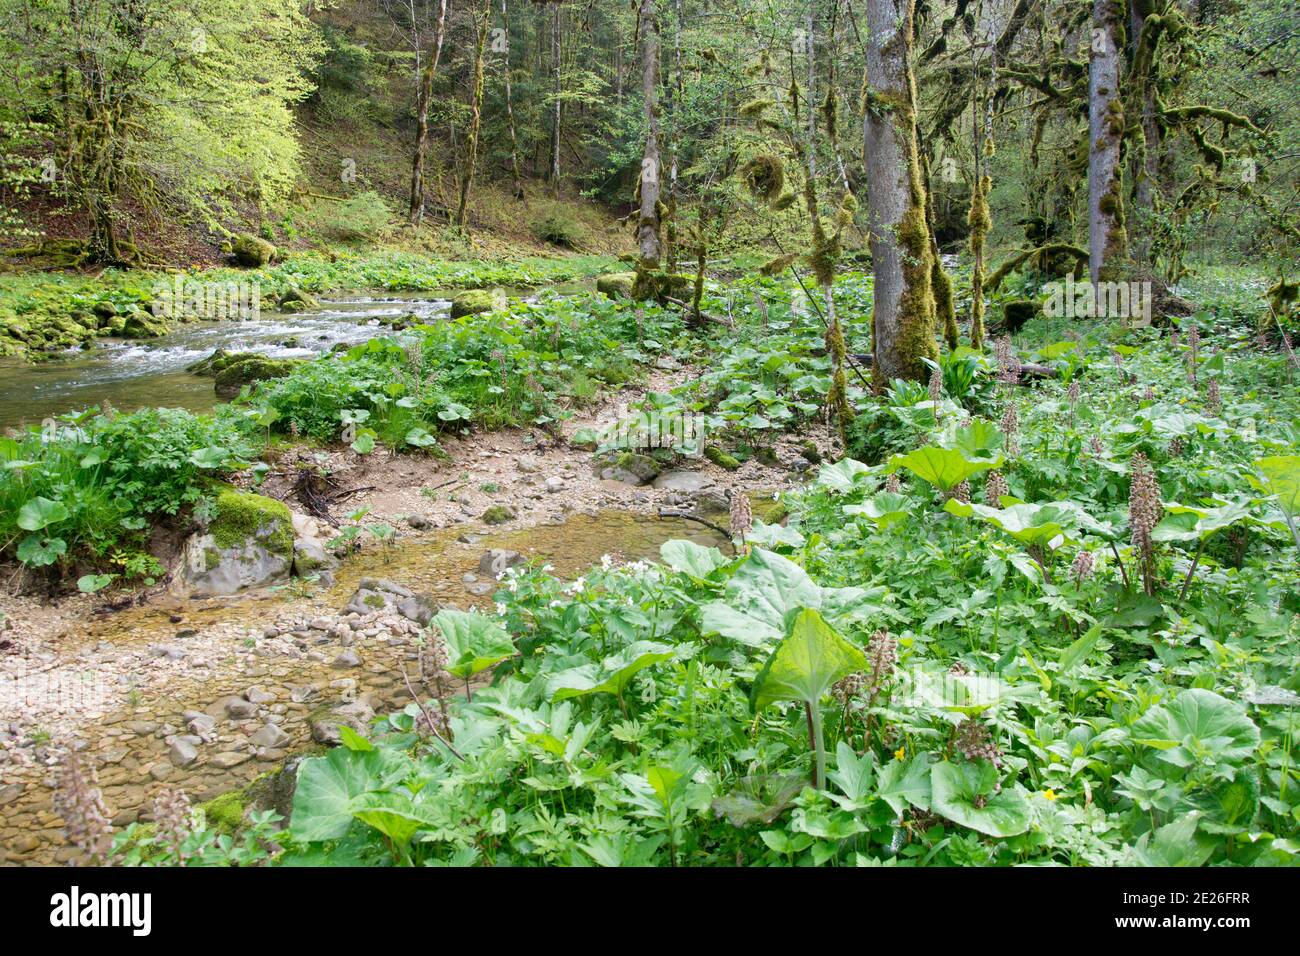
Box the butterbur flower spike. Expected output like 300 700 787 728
53 750 114 866
1071 550 1094 586
730 489 753 543
1129 452 1164 595
152 788 194 861
885 473 901 494
985 470 1008 506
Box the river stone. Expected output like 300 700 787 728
0 784 22 806
478 548 526 578
187 715 216 736
599 452 660 486
224 698 259 719
543 476 566 493
653 470 716 493
210 752 252 770
175 489 294 597
168 739 199 767
291 511 339 576
332 650 362 669
245 686 275 704
342 578 434 624
309 700 375 745
249 723 291 750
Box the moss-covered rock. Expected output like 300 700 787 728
187 348 252 376
481 504 517 525
122 311 170 338
278 286 320 313
231 233 276 268
450 289 500 319
213 356 302 398
176 488 294 597
598 452 661 485
198 789 247 835
631 268 692 303
596 272 637 298
704 446 741 471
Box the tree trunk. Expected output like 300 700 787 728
1129 3 1161 266
408 0 450 224
636 0 662 269
550 2 562 194
1088 0 1128 285
456 4 491 231
864 0 939 385
501 0 524 200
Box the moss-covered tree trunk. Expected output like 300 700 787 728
408 0 449 224
455 4 491 231
635 0 663 271
864 0 939 385
1089 0 1129 285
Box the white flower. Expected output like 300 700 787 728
495 603 507 616
600 554 613 570
507 579 519 593
542 564 554 572
565 577 586 594
548 600 562 608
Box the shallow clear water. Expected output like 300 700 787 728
0 293 467 429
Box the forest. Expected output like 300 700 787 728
0 0 1295 876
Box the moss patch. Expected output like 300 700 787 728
705 446 741 470
199 789 247 835
450 289 500 319
210 487 294 557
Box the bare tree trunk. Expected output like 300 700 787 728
636 0 662 269
1088 0 1128 285
550 2 562 195
409 0 449 224
501 0 524 199
456 4 491 231
864 0 939 385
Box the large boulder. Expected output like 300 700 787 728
596 272 636 298
231 234 276 268
213 356 302 398
175 489 294 597
449 289 500 319
121 311 170 338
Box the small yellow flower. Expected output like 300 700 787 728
1043 789 1057 801
894 746 906 761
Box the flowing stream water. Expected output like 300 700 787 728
0 290 561 428
0 510 729 865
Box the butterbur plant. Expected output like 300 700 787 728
1128 452 1164 595
985 470 1008 506
53 750 113 866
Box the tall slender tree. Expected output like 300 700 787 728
409 0 451 223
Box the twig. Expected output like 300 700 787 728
1109 541 1132 590
400 666 465 761
657 509 738 555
